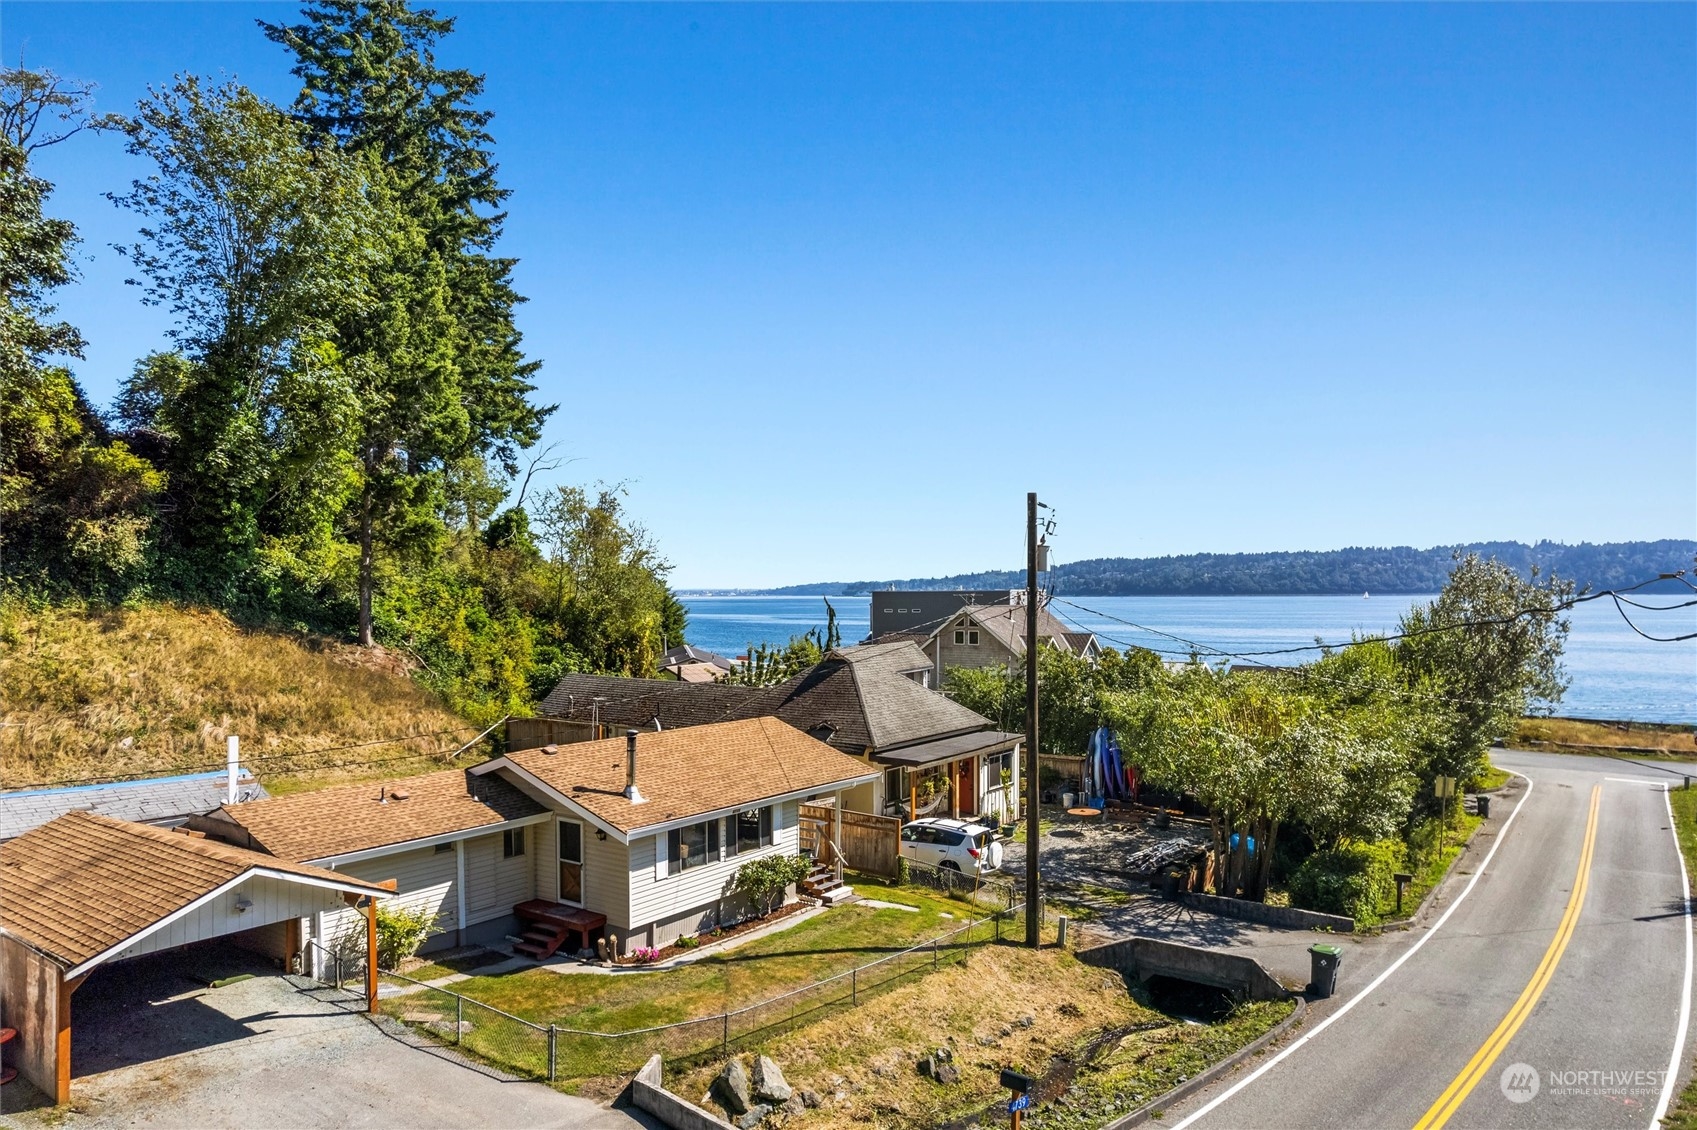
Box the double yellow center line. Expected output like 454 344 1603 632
1411 782 1602 1130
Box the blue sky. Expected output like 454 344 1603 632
8 3 1694 588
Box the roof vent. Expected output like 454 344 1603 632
543 743 560 755
390 788 410 801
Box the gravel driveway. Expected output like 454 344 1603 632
3 943 656 1130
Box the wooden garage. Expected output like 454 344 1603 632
0 810 391 1103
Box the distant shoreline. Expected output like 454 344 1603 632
681 538 1695 599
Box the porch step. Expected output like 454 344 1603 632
817 886 856 906
512 924 573 960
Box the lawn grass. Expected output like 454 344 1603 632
425 896 996 1035
1473 764 1512 791
1660 784 1697 1130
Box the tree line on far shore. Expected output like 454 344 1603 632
756 538 1695 597
0 2 684 722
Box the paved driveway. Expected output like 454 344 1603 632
3 944 655 1130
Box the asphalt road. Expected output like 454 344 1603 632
1161 747 1693 1130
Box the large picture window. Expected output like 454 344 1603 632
668 819 720 874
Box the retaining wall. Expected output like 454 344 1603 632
1077 937 1289 1001
631 1055 735 1130
1181 891 1354 933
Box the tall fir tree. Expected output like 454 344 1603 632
261 1 553 643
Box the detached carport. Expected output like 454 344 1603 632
0 810 390 1103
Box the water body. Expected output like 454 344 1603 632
680 593 1696 724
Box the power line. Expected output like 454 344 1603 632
1053 571 1693 661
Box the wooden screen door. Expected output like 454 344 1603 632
558 820 584 905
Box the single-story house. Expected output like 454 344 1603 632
537 642 1024 823
0 811 390 1102
197 717 878 960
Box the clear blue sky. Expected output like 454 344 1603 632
8 3 1694 589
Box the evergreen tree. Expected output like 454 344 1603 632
261 0 554 643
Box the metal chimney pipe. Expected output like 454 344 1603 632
624 729 644 803
226 735 240 805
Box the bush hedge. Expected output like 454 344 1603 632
1288 839 1406 924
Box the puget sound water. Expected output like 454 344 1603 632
679 592 1696 725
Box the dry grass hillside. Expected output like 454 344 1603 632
0 602 483 793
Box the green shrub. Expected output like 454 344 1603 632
731 854 811 916
1288 839 1406 924
375 903 439 969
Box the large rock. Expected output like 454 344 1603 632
752 1055 793 1104
735 1103 774 1129
713 1058 753 1116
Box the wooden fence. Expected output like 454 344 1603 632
506 716 599 752
800 804 902 879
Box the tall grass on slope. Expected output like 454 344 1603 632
0 601 478 791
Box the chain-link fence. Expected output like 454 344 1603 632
897 857 1019 909
336 902 1023 1084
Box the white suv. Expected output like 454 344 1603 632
899 817 1004 876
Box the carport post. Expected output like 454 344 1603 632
364 896 378 1013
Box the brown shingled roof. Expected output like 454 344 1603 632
488 717 877 837
213 766 545 863
0 811 387 971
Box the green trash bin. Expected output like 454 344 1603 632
1308 944 1342 999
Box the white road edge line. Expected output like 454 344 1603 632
1651 783 1693 1127
1168 771 1536 1130
1605 776 1669 786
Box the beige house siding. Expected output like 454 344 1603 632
463 828 534 925
928 617 1018 676
321 844 460 947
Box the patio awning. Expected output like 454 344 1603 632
871 730 1022 769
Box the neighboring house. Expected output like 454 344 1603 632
658 644 736 683
912 596 1099 680
533 642 1025 824
867 590 1018 641
197 718 876 958
0 768 268 843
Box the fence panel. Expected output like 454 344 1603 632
835 810 901 877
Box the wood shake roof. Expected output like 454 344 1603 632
492 717 878 836
0 811 387 970
214 766 545 863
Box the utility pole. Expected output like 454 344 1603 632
1024 491 1041 947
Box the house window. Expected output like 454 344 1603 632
558 820 584 905
668 819 720 874
434 842 454 854
502 828 526 859
726 807 773 856
953 630 965 644
968 630 979 645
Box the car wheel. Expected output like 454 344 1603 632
942 861 961 873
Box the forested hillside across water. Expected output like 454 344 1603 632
750 540 1697 597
